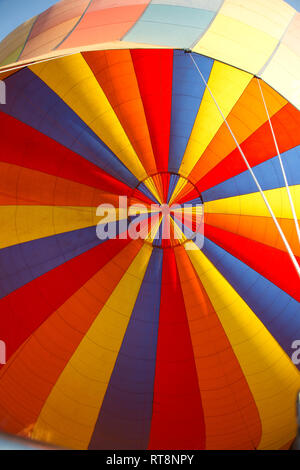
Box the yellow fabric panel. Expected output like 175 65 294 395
262 43 300 111
170 217 186 244
30 54 147 181
194 14 276 73
186 79 287 186
179 61 252 178
146 214 162 243
143 177 163 205
185 243 300 450
204 185 300 220
192 0 292 75
0 41 169 76
220 0 295 38
0 205 100 249
32 243 152 449
1 46 23 67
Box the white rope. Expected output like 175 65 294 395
189 53 300 278
257 77 300 245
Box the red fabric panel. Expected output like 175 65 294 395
196 104 300 192
0 237 132 366
131 50 173 173
148 249 205 450
205 223 300 302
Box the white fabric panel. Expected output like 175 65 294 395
261 44 300 109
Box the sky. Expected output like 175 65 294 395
0 0 60 41
284 0 300 10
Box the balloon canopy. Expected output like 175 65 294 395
0 0 299 451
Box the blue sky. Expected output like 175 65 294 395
284 0 300 11
0 0 60 41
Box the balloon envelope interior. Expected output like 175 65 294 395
0 0 300 452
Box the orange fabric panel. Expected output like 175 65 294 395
0 240 142 436
58 1 150 50
83 49 157 175
29 0 89 40
204 213 300 258
20 0 91 60
152 173 164 202
174 247 262 450
188 79 287 185
0 162 120 207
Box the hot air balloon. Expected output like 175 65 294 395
0 0 299 451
